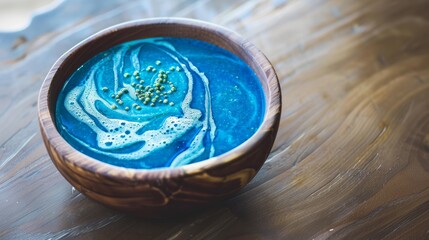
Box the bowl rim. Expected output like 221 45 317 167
38 17 281 181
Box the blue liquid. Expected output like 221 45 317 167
56 37 265 169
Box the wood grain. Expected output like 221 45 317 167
1 0 429 239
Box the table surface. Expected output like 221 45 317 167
1 0 429 239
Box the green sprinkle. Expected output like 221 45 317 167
160 86 165 90
155 60 161 65
124 73 130 78
140 80 145 84
159 70 165 74
146 66 153 71
135 75 140 80
102 87 108 92
166 71 170 74
151 103 155 107
111 104 117 110
158 100 162 103
125 107 130 111
143 101 148 105
115 95 121 99
132 103 138 107
111 94 115 98
155 83 161 87
163 99 169 104
117 100 123 105
136 106 142 110
121 88 128 93
156 90 160 94
171 87 176 92
158 74 163 78
145 97 150 102
169 66 175 71
133 70 139 76
131 83 136 87
152 68 156 72
169 102 174 106
176 66 181 71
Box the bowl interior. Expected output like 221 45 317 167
40 18 280 178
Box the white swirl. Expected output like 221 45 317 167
63 39 216 167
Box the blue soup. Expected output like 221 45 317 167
56 37 265 169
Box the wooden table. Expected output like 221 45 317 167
1 0 429 239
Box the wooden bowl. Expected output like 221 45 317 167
38 18 281 217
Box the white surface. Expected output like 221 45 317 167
0 0 57 31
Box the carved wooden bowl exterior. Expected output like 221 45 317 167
38 18 281 217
